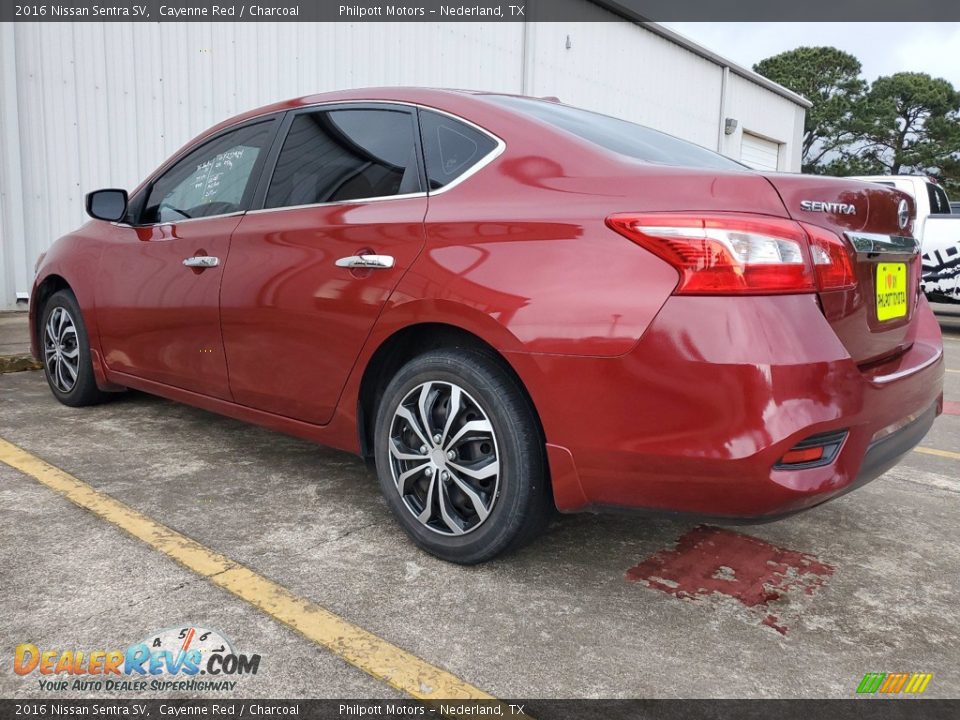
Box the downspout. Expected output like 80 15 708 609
520 1 535 95
0 23 28 310
716 65 730 153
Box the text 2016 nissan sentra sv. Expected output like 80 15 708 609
31 88 945 563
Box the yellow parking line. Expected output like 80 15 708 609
915 446 960 461
0 436 500 708
946 369 960 374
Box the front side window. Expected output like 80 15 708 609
142 122 272 224
265 108 421 209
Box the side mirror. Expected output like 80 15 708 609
85 189 128 222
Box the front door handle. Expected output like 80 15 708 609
183 256 220 268
335 254 395 270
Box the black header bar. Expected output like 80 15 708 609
2 0 959 22
0 699 957 719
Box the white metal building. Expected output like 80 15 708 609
0 5 809 310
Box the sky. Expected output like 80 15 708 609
661 23 960 88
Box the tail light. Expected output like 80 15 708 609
606 213 856 295
803 222 857 290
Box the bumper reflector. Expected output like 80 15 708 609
779 446 824 465
775 430 848 470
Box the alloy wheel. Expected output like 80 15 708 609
44 306 80 393
388 381 500 536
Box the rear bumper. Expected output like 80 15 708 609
592 401 938 524
511 293 944 517
846 402 937 495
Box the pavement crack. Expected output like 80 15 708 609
206 566 238 579
290 521 382 557
65 579 203 630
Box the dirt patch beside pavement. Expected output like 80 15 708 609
0 355 41 373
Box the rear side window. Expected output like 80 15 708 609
265 109 421 208
927 182 951 215
419 110 498 190
487 95 744 171
143 121 272 224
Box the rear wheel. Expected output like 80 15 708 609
40 290 110 407
373 347 551 564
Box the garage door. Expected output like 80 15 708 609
740 133 780 171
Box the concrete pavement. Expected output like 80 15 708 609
0 307 958 700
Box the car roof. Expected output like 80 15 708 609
214 87 494 129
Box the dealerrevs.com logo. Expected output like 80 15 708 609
13 626 261 693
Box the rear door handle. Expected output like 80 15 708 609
335 254 395 270
183 256 220 268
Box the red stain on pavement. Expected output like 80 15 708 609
761 614 789 635
942 400 960 416
626 526 834 635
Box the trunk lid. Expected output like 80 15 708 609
764 174 920 366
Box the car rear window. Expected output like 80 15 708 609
487 95 744 171
927 182 951 215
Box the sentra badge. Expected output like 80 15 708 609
800 200 857 215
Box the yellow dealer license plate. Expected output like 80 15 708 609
876 263 908 322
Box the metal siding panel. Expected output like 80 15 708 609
0 21 527 309
1 16 800 310
18 23 53 286
528 3 724 150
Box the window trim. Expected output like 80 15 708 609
127 210 248 227
246 192 430 216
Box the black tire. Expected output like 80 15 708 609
373 347 551 564
39 289 110 407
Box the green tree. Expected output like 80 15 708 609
754 47 866 173
847 72 960 190
936 155 960 198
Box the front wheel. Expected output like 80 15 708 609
373 348 551 564
40 289 110 407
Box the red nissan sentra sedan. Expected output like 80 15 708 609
31 88 944 563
